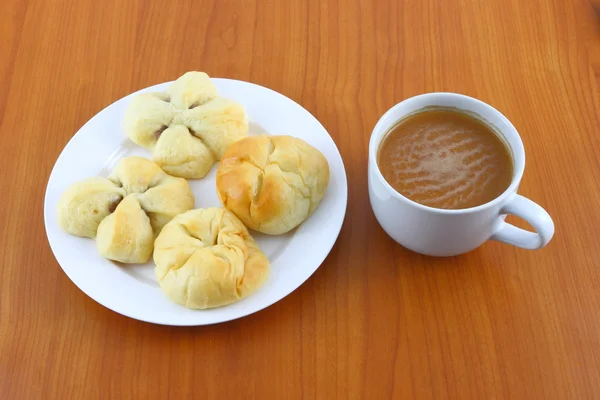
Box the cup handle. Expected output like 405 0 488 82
491 194 555 250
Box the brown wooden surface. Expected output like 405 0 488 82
1 0 600 398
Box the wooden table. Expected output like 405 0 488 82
2 0 599 398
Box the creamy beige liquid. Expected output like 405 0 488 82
377 109 513 209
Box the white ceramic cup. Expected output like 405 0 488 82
368 93 555 257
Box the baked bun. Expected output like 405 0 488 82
57 156 194 263
216 135 330 235
153 208 270 309
123 71 249 179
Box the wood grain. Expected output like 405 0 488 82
1 0 600 398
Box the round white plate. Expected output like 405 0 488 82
44 78 347 326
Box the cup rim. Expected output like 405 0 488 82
369 92 525 214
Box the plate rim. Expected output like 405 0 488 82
44 77 348 326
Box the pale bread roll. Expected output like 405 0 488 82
56 156 194 263
216 135 330 235
123 71 248 179
154 208 270 309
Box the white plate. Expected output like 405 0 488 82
44 78 347 326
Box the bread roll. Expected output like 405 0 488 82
123 71 248 179
216 135 330 235
56 156 194 263
154 208 270 309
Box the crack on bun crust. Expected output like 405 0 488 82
107 195 123 213
154 125 168 140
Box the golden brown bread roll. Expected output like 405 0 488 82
123 71 249 179
216 135 330 235
153 208 270 309
56 156 194 263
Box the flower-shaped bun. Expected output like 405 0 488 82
57 156 195 263
153 208 270 309
123 72 249 179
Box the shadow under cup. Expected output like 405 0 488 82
368 93 554 257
